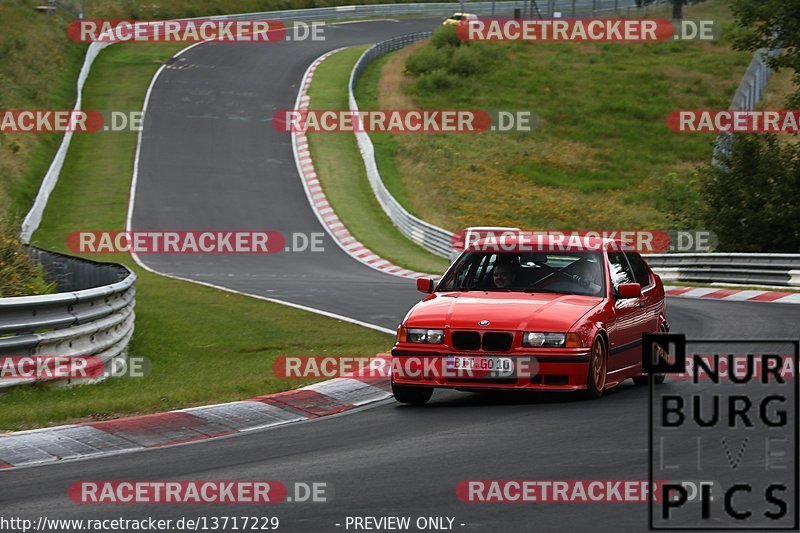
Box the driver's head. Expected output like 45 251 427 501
492 260 517 288
575 260 599 283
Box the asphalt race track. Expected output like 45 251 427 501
129 19 443 330
1 18 798 533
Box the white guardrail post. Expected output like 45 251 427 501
712 47 779 164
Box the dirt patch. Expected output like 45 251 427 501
377 41 424 109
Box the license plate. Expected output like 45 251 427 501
448 355 514 378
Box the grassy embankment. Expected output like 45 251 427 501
355 0 754 231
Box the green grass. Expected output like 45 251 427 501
0 42 393 431
306 46 449 274
0 4 85 222
354 0 753 232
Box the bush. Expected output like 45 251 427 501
406 28 508 92
405 45 451 76
430 24 463 49
698 134 800 252
0 219 55 297
415 69 458 92
448 45 485 77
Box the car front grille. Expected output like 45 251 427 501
452 331 481 351
481 332 514 352
451 331 514 352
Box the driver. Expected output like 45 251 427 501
492 259 518 289
573 260 602 295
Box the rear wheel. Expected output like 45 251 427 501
392 383 433 406
586 335 607 399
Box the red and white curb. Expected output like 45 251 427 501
665 285 800 304
291 49 429 280
0 355 392 469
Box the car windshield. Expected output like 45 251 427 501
437 251 606 297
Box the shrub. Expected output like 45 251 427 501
405 45 451 76
0 219 55 297
448 44 485 77
430 24 462 49
415 68 458 92
698 134 800 252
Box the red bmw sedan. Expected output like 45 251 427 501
391 236 668 405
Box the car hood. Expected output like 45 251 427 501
405 291 603 331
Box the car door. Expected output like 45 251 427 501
606 251 643 371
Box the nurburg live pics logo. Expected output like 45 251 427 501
646 334 798 530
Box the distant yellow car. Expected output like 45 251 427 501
442 12 478 26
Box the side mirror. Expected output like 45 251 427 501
618 283 642 299
416 277 435 294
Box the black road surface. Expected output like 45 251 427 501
2 19 798 533
130 19 443 330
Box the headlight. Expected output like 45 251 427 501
523 332 566 347
407 328 445 344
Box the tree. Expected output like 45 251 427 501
731 0 800 106
699 134 800 253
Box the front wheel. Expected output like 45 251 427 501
392 383 433 406
586 335 608 399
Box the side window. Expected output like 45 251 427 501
625 251 652 288
607 251 634 289
472 254 495 287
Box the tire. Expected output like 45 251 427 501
633 324 668 386
586 335 608 399
392 383 433 406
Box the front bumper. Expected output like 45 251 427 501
390 348 591 391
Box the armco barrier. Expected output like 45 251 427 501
0 249 136 389
348 31 455 257
346 0 653 258
712 47 780 163
645 253 800 288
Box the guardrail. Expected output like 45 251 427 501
346 0 660 257
712 48 780 163
349 31 456 257
645 253 800 288
0 249 136 389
